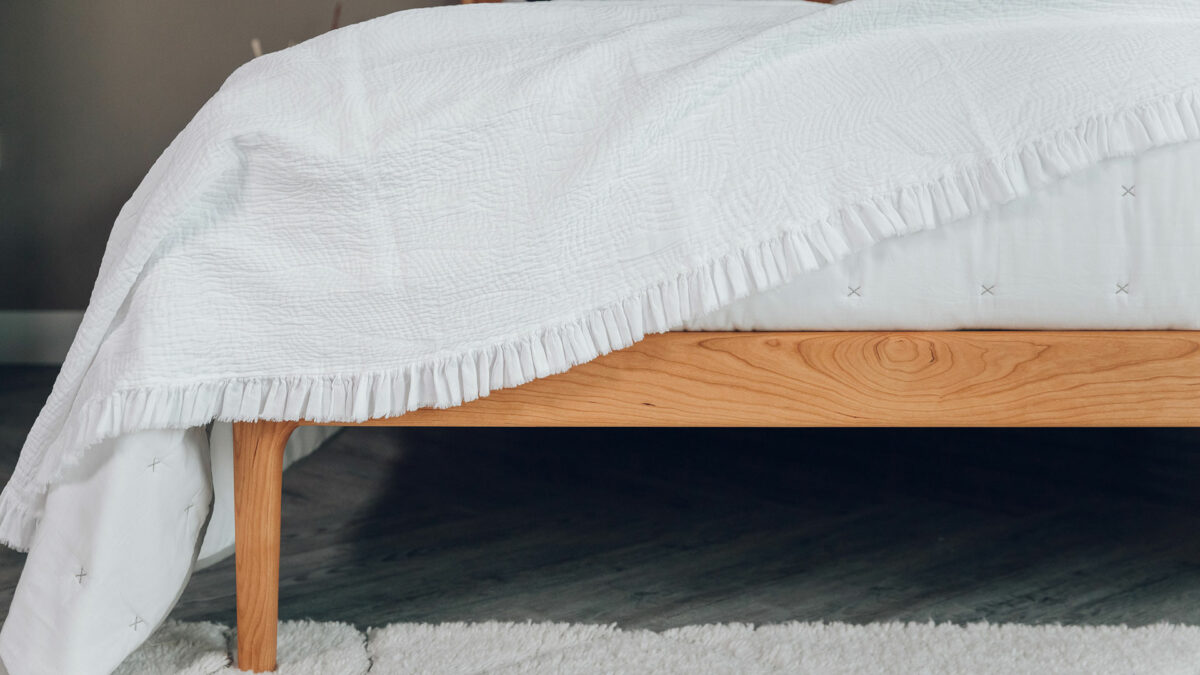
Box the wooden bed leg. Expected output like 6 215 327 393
233 420 296 673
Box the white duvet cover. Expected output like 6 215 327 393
2 1 1199 673
690 141 1200 331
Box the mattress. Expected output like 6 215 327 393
687 141 1200 331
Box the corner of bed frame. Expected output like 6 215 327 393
232 330 1200 670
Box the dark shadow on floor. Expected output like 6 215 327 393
179 426 1200 629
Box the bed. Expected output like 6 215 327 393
226 15 1200 675
3 0 1200 673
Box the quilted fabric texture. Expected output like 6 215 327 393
1 1 1200 672
686 140 1200 331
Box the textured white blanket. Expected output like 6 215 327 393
2 0 1200 673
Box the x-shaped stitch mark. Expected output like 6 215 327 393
1116 283 1130 295
147 458 162 472
74 568 87 584
980 284 996 296
1122 185 1136 197
130 617 144 632
847 286 863 298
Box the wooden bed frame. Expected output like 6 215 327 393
231 330 1200 671
230 0 1194 669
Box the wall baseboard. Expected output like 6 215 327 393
0 311 83 364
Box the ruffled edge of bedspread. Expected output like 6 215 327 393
2 88 1198 551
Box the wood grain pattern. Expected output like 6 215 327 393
303 332 1200 428
233 330 1200 669
233 421 296 673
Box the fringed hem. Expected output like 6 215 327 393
2 87 1198 551
0 485 38 552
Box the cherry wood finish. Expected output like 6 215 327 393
233 330 1200 670
233 420 297 673
307 331 1200 428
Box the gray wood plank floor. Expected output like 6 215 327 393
3 365 1200 629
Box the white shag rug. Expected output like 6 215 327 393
110 620 1200 674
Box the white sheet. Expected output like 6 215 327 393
0 424 334 674
689 141 1200 331
1 1 1199 672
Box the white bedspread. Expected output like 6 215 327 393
2 1 1199 672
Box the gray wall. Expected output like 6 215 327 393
0 0 446 310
